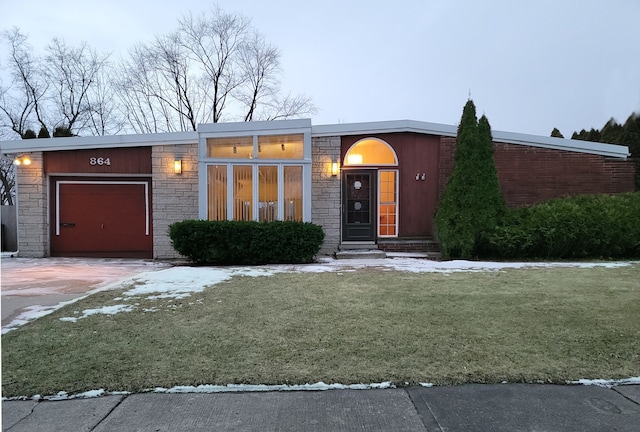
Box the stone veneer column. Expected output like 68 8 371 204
16 152 48 257
311 136 341 256
152 143 199 259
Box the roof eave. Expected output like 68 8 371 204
0 131 198 153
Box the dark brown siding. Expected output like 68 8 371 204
44 147 152 174
342 132 441 238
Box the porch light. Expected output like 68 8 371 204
174 158 182 174
331 160 339 176
13 156 31 166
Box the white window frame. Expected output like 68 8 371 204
377 169 399 238
198 122 312 222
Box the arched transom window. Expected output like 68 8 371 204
344 138 398 166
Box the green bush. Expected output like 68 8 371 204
483 192 640 259
169 220 325 265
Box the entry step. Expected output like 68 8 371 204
334 249 387 260
338 241 377 250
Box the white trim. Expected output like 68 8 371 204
377 169 399 238
198 118 311 135
55 180 150 236
202 162 310 223
1 131 197 153
312 119 630 159
1 118 629 159
344 137 399 167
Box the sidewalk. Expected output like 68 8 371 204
3 384 640 431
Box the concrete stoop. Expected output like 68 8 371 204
335 242 386 259
334 249 387 260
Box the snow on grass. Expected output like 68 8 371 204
5 258 637 331
59 304 135 322
570 377 640 388
154 381 395 393
5 376 640 401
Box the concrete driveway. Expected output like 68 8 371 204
1 257 170 331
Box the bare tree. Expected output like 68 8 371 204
0 157 15 205
116 6 316 132
0 29 117 139
0 28 47 137
44 38 113 135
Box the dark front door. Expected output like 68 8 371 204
342 170 376 241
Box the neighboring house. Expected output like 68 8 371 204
0 118 634 259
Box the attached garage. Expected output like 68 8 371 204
44 147 153 258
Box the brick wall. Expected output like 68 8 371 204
16 152 49 257
152 143 199 259
311 136 341 255
439 137 636 207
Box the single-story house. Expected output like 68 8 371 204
0 118 634 259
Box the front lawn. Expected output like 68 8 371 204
2 265 639 397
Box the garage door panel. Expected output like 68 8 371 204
52 181 152 258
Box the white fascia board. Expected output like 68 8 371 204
197 118 311 135
312 120 458 138
312 119 629 159
0 131 198 153
492 130 630 159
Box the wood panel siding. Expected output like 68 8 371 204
44 147 152 174
341 133 441 238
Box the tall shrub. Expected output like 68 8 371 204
434 100 505 259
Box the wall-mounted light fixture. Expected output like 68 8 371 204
174 158 182 175
331 160 339 177
13 156 32 166
281 143 286 152
415 173 420 181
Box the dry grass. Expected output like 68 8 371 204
2 265 639 397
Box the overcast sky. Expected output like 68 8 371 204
2 0 639 138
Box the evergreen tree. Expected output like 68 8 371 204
434 100 505 259
53 126 73 137
37 125 51 138
600 118 624 144
22 129 36 139
550 127 564 138
621 113 640 190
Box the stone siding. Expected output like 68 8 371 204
16 152 48 257
152 143 199 259
311 136 341 256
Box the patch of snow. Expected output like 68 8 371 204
2 298 87 334
420 383 434 387
153 381 396 393
570 377 640 388
4 258 636 330
59 304 134 323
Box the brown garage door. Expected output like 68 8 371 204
51 180 152 258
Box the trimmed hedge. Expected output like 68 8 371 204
169 220 325 265
482 192 640 259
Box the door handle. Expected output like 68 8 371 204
60 222 76 228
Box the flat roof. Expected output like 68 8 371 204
0 118 630 159
312 120 630 159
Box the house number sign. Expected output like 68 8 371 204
89 157 111 166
